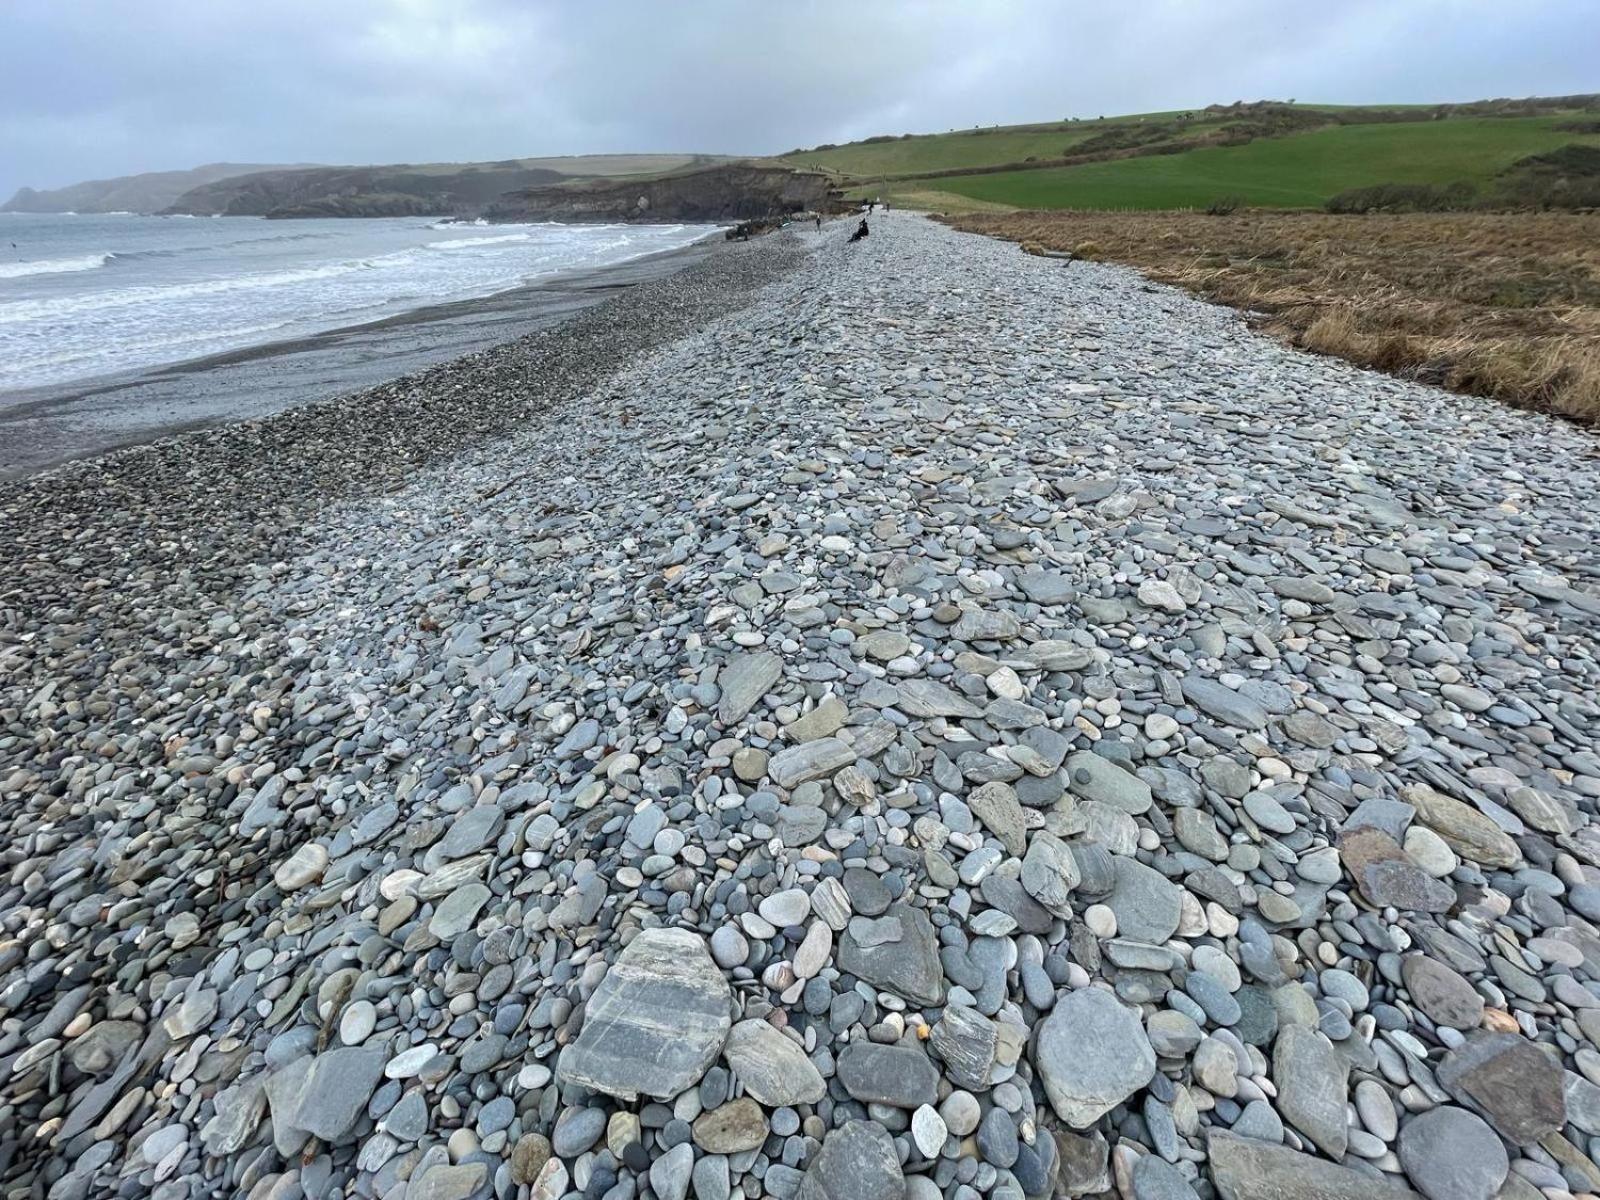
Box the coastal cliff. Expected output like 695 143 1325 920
487 164 833 223
158 155 764 219
1 162 300 214
163 163 571 217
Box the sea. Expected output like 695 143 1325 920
0 212 714 393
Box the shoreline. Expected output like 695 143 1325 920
0 232 722 479
3 213 1600 1199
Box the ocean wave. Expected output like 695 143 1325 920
430 217 489 229
426 233 536 250
0 254 413 323
0 253 113 279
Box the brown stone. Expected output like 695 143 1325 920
692 1098 768 1154
1400 954 1484 1030
1401 784 1522 869
1337 826 1454 913
1437 1032 1566 1146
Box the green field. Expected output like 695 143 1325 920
870 116 1600 211
782 126 1095 177
779 110 1214 178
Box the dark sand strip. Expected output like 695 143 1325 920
0 238 722 479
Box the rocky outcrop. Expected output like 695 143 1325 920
1 163 299 214
161 155 749 219
163 163 570 217
487 164 833 224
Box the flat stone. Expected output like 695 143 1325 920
1174 809 1228 862
1180 677 1268 731
1106 857 1182 944
1018 570 1076 606
837 902 946 1007
1020 832 1081 917
1242 790 1295 835
759 887 812 927
769 738 856 789
969 781 1026 855
775 804 828 846
267 1043 387 1145
1035 987 1155 1128
718 652 784 724
1273 1026 1349 1159
1402 785 1521 868
928 1005 999 1091
893 678 983 719
1401 956 1484 1030
1054 1129 1112 1195
1207 1132 1422 1199
1064 751 1153 815
786 695 849 741
1134 1155 1201 1200
842 867 891 916
692 1098 767 1154
1436 1032 1566 1145
650 1142 694 1200
1337 827 1454 913
557 928 732 1101
1505 786 1576 835
798 1120 905 1200
722 1019 825 1106
837 1042 939 1108
510 1134 551 1185
199 1078 266 1156
1397 1106 1508 1200
1148 1010 1203 1058
430 804 504 863
911 1105 948 1158
953 608 1022 642
429 883 490 939
409 1164 487 1200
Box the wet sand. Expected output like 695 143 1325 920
0 237 718 479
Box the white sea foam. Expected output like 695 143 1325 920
0 216 712 390
0 253 113 279
426 233 536 250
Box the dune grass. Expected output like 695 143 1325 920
947 210 1600 423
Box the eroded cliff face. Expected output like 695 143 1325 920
487 165 833 224
156 160 827 222
163 165 569 217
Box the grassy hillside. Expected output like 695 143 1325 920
778 110 1214 178
792 98 1600 212
911 117 1600 211
783 122 1126 177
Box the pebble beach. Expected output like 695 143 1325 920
4 211 1600 1200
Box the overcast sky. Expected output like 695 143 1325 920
1 0 1594 196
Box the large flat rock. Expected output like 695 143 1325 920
1035 987 1155 1128
558 927 731 1101
836 902 946 1008
1208 1132 1421 1199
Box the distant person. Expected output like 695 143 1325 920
814 214 821 232
849 219 869 243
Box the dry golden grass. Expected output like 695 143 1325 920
944 210 1600 423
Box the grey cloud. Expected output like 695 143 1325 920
0 0 1592 196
